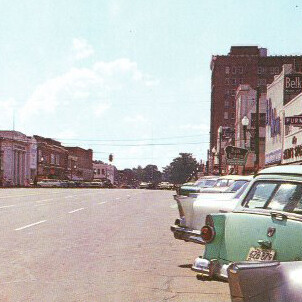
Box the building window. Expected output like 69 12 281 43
225 78 230 85
102 169 105 176
258 78 266 86
232 100 236 108
231 78 236 85
270 67 279 74
225 66 230 74
238 66 243 74
231 89 236 96
232 66 236 74
51 154 55 164
224 112 229 120
258 66 264 74
97 169 100 175
224 100 230 108
231 113 235 119
55 154 60 165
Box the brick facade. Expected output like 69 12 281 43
210 46 302 151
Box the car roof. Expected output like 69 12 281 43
217 175 253 181
257 165 302 176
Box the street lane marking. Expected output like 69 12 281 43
15 220 47 231
0 205 16 209
68 208 84 214
98 202 107 205
35 198 54 203
65 195 74 199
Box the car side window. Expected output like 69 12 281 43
268 184 301 211
216 179 229 187
244 182 278 209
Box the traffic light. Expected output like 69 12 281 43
109 153 113 162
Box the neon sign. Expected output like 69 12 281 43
266 98 281 137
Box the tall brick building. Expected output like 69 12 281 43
210 46 302 150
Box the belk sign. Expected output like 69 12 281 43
225 146 248 166
284 74 302 105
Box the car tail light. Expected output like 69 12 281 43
201 215 215 243
200 225 215 243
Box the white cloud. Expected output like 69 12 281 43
72 38 94 60
18 58 157 139
94 103 111 117
124 114 148 123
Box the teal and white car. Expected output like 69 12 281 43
192 165 302 280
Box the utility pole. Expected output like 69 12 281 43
254 86 260 174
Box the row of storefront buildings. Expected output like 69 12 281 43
211 63 302 174
0 132 116 186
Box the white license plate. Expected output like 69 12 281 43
246 247 275 261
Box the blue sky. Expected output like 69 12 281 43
1 0 302 170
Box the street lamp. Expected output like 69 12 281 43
241 116 249 175
212 147 216 174
241 116 250 149
218 126 223 175
71 164 77 180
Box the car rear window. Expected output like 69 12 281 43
244 181 302 212
225 180 248 193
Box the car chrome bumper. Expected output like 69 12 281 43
192 257 229 280
170 224 205 244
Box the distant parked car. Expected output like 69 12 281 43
139 182 150 189
171 175 252 244
178 177 218 196
158 182 175 190
192 165 302 281
36 179 63 188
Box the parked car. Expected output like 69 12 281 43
227 260 302 302
191 165 302 281
157 182 174 190
171 175 252 244
139 182 151 189
178 177 218 196
36 179 64 188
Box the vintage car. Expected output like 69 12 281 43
178 177 218 196
192 165 302 281
171 175 252 244
36 179 64 188
227 260 302 302
157 182 175 190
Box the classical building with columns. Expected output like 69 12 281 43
0 131 36 186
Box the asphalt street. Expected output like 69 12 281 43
0 188 231 302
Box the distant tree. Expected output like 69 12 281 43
142 165 162 183
163 153 199 184
132 165 144 182
132 164 162 183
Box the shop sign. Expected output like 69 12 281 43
284 74 302 105
265 149 282 165
222 127 234 139
266 99 281 137
283 144 302 160
225 146 248 165
285 116 302 126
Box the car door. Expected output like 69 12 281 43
219 180 302 263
